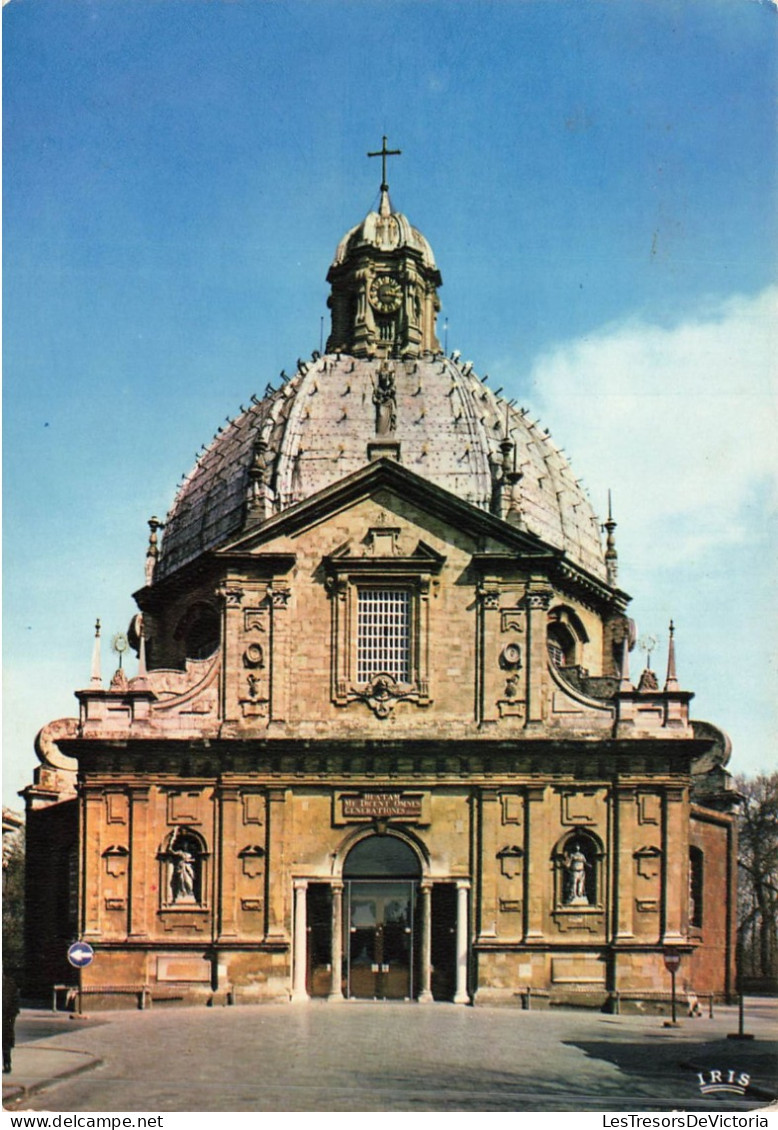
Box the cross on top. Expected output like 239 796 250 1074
367 135 401 192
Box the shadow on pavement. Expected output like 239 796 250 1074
563 1037 778 1109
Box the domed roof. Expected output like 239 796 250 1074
156 353 608 583
330 189 438 274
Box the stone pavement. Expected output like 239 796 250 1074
2 1044 102 1106
3 998 776 1113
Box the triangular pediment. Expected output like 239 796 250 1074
216 457 556 561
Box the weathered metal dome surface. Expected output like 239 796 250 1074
157 353 608 583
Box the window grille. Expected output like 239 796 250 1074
357 589 411 683
548 639 566 668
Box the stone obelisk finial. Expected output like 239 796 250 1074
664 619 680 692
604 490 618 587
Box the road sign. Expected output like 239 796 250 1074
67 941 94 969
663 948 682 972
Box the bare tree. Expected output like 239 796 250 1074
735 772 778 983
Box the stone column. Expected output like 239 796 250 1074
453 880 470 1004
291 879 309 1002
128 786 151 939
418 881 433 1002
329 881 344 1001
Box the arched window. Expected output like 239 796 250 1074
689 847 704 929
547 606 588 669
343 834 422 879
160 827 207 907
553 830 603 909
174 602 221 662
547 622 576 668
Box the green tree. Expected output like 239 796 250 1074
735 772 778 982
2 828 25 980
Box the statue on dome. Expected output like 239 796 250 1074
373 363 397 435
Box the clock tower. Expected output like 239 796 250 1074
326 142 442 358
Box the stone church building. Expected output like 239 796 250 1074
23 155 738 1011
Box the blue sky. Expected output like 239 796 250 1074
4 0 776 806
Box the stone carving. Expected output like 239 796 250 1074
268 586 291 609
109 667 129 691
634 844 661 880
145 516 163 586
500 609 524 633
218 586 243 607
373 362 397 435
637 668 659 692
354 673 417 719
243 644 264 669
238 845 265 879
563 842 590 905
525 592 551 611
167 827 198 904
503 673 520 699
103 845 129 878
243 609 266 633
480 586 500 610
497 845 524 879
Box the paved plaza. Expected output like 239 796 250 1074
4 999 776 1113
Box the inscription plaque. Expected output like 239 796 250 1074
342 792 423 819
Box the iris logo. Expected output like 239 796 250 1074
696 1068 751 1096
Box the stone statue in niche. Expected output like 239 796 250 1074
168 827 197 904
563 842 590 905
373 363 397 435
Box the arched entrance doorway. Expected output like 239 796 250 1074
343 835 421 1000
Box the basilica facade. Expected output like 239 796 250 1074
23 163 738 1011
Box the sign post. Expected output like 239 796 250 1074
663 948 682 1028
67 941 94 969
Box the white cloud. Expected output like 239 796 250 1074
525 287 778 566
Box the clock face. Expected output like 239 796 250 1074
369 275 403 313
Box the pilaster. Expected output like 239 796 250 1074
524 785 547 940
265 787 288 941
524 588 551 726
81 788 104 940
662 785 688 944
615 786 636 941
217 786 240 940
128 786 151 939
478 789 500 938
268 582 292 723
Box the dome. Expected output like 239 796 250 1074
331 188 438 274
156 353 608 583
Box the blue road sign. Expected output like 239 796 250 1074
67 941 94 969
